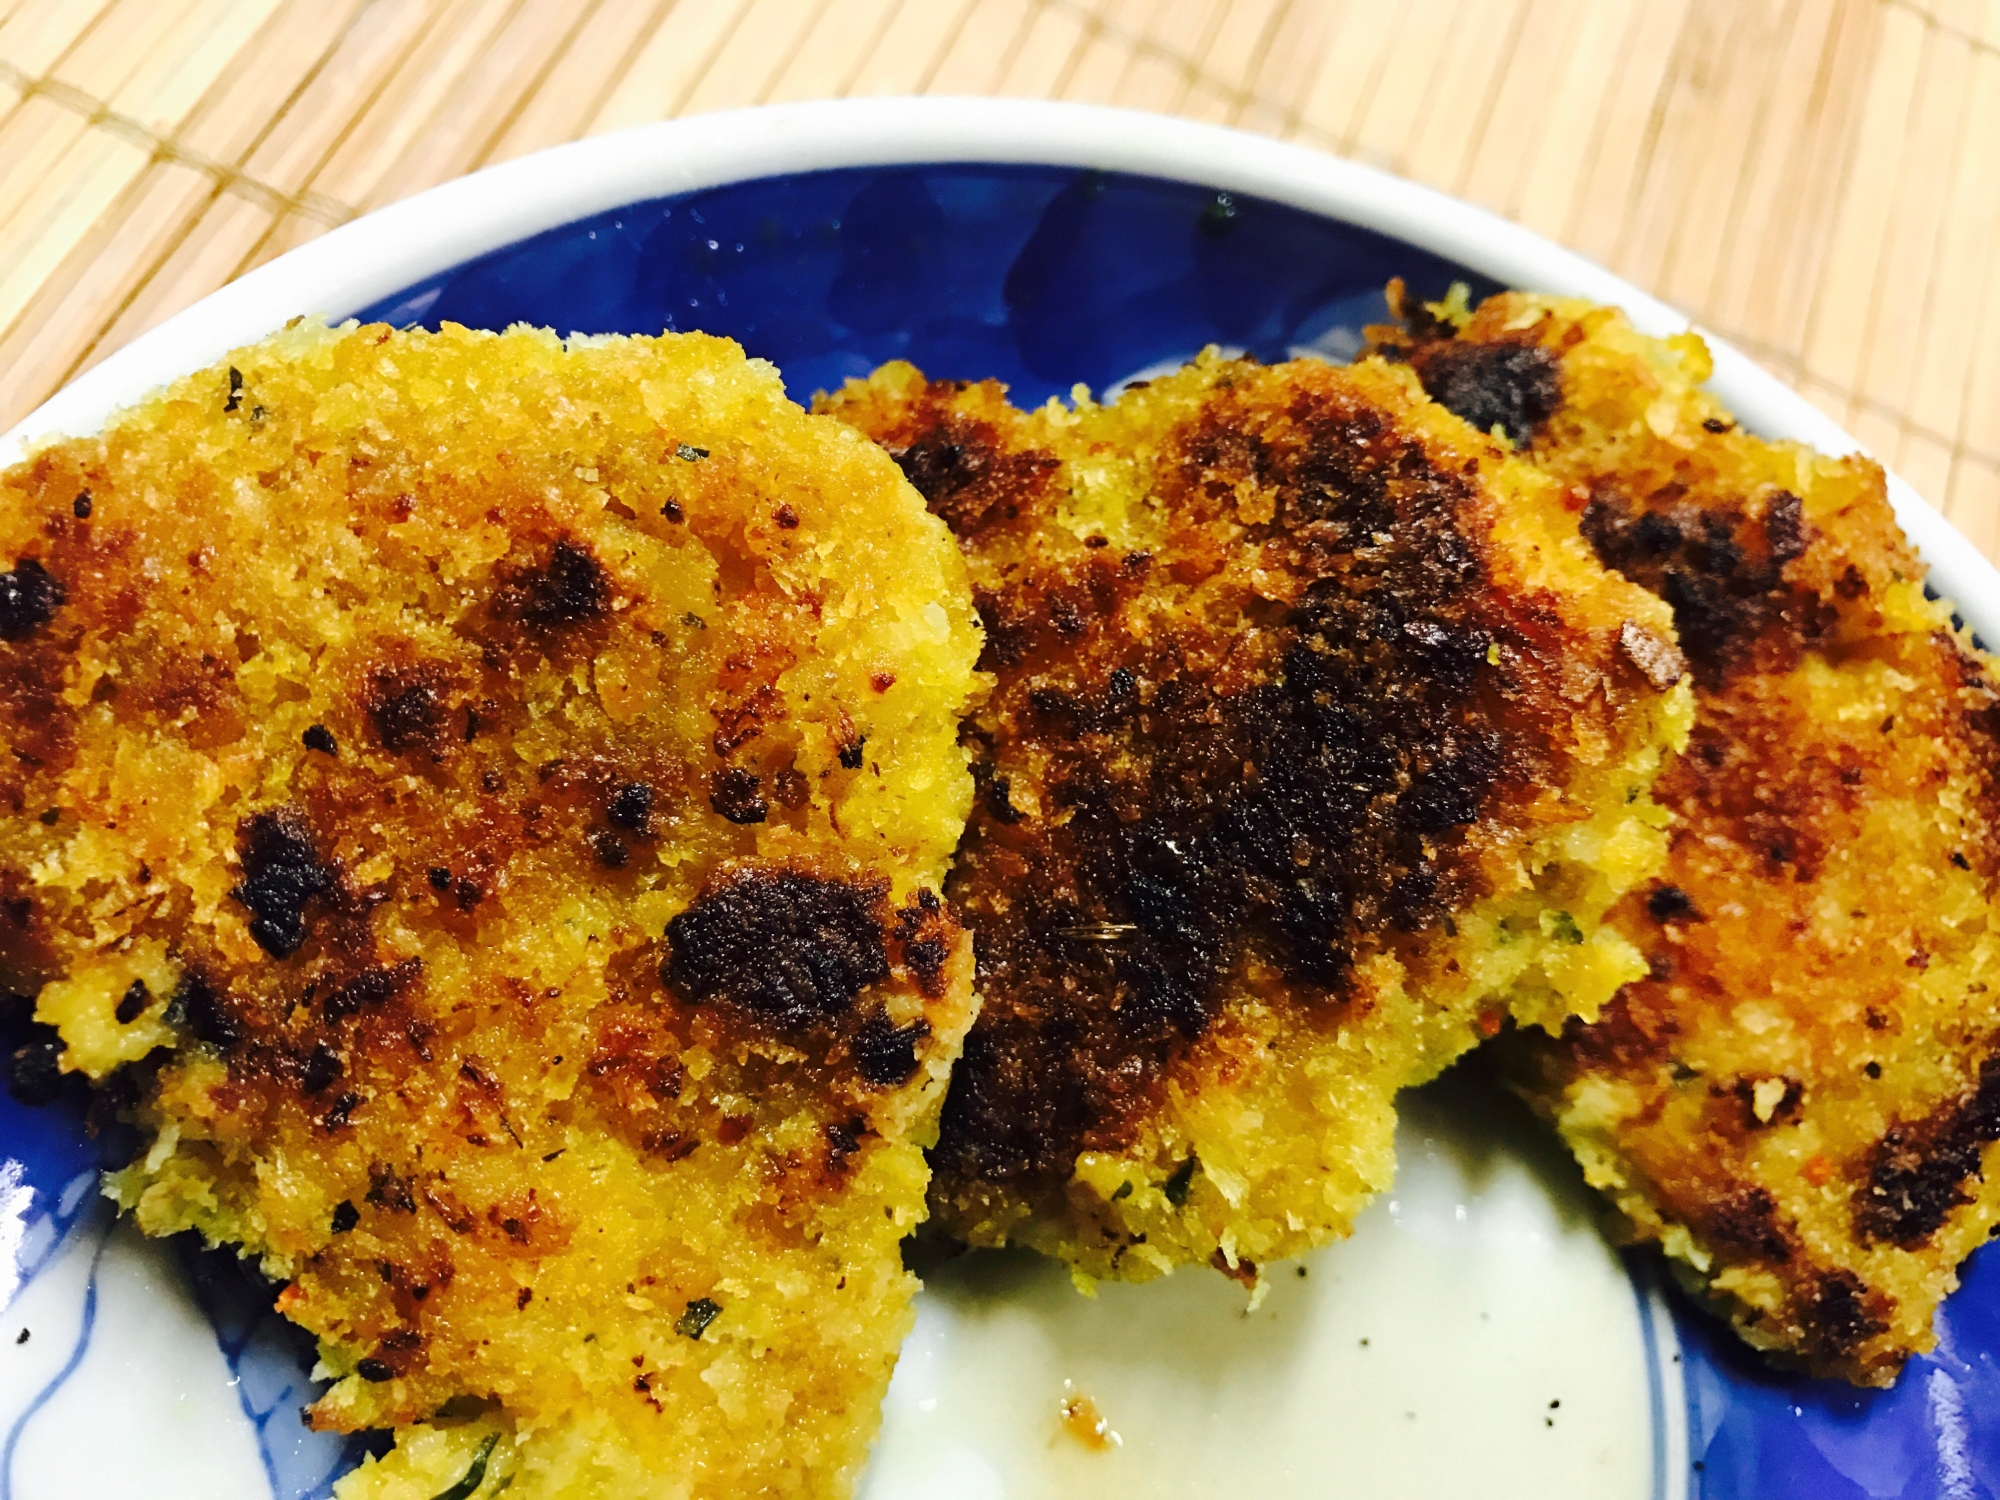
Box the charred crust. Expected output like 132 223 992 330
591 831 630 868
662 868 890 1030
1646 885 1698 923
364 665 450 756
302 724 337 756
708 767 766 824
1405 340 1563 445
0 560 64 640
167 970 243 1050
366 1162 416 1214
1856 1055 2000 1246
888 412 1060 539
330 1200 359 1234
1582 489 1825 688
114 979 149 1025
853 1011 931 1087
301 1042 343 1094
891 888 956 999
933 379 1549 1194
1701 1186 1793 1262
1802 1270 1890 1360
508 539 611 630
607 782 655 833
229 807 336 959
320 958 421 1025
837 736 866 770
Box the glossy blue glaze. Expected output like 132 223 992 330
3 160 1992 1499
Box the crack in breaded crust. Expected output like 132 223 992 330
1409 290 2000 1385
822 355 1690 1280
0 322 985 1498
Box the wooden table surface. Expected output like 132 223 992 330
1 0 1995 555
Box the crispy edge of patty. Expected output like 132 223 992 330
823 352 1692 1280
1404 289 2000 1384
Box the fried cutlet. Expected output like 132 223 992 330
0 322 985 1496
820 354 1691 1282
1391 288 2000 1384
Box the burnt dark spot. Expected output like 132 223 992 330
608 782 654 832
114 979 149 1025
771 767 809 809
1583 490 1821 687
661 499 683 523
591 831 630 868
0 560 64 640
1810 1271 1887 1355
301 1042 343 1094
1857 1055 2000 1245
5 1029 66 1106
428 867 452 891
664 868 889 1029
1764 492 1806 563
366 1163 416 1214
889 416 1060 538
302 724 337 756
1703 1186 1791 1261
321 959 421 1024
775 504 800 529
321 1090 362 1131
1647 885 1698 923
1865 1061 1883 1079
229 807 335 958
1406 340 1563 445
71 494 91 520
838 736 866 770
825 1115 867 1172
853 1012 931 1087
365 669 447 755
163 971 241 1050
518 540 610 629
354 1357 393 1382
931 385 1535 1199
1702 416 1734 434
330 1200 359 1234
709 767 767 824
223 366 243 413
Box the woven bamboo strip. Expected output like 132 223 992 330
0 0 1993 556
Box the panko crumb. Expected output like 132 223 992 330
821 351 1690 1280
0 321 985 1496
1399 289 2000 1385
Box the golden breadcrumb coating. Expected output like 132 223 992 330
1403 290 2000 1385
0 321 986 1497
821 354 1689 1282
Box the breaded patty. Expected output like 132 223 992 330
0 322 985 1496
1399 289 2000 1384
821 354 1690 1281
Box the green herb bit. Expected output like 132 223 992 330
224 366 244 413
1109 1180 1133 1201
1546 910 1584 946
1163 1156 1198 1206
676 1296 723 1340
429 1433 499 1500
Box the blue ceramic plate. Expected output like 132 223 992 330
3 100 1997 1500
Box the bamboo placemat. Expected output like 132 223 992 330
1 0 1996 556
